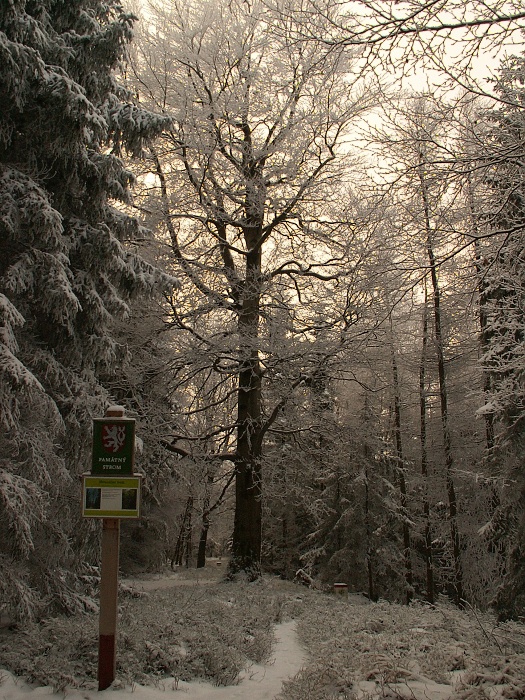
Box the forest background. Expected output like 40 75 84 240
3 0 525 622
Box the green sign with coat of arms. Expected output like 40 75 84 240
91 418 135 475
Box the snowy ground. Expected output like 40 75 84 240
0 620 304 700
2 570 525 700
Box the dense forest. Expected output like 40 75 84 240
3 0 525 621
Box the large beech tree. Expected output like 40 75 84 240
131 0 373 576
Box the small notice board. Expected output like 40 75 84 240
82 475 141 519
91 418 135 475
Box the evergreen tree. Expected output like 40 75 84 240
0 0 170 618
476 53 525 619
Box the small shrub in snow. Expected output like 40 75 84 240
279 665 355 699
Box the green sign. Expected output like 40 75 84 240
83 476 141 518
91 418 135 475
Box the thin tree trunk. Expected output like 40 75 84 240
171 496 193 569
389 321 413 603
364 470 377 602
196 516 209 569
418 161 464 606
470 183 505 572
363 394 377 602
198 469 236 568
468 179 495 453
184 495 193 568
197 471 213 569
419 285 435 604
196 491 209 569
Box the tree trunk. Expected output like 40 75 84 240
389 322 413 603
171 496 193 569
364 472 377 602
229 242 263 579
419 287 435 604
196 515 209 569
184 498 193 568
419 162 464 606
469 181 495 454
197 470 214 569
471 190 506 573
363 394 377 602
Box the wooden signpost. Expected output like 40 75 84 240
82 405 141 691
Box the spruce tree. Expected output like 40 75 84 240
0 0 170 618
477 53 525 619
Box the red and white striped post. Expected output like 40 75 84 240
98 516 120 690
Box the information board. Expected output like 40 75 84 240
83 476 141 518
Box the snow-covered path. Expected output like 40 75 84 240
173 619 305 699
0 619 306 700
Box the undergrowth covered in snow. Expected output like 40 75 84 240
0 579 281 692
2 573 525 699
280 594 525 700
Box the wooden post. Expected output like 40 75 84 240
98 518 120 690
98 405 124 691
